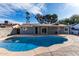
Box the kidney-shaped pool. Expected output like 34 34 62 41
0 35 68 52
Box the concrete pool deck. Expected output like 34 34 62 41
0 34 79 56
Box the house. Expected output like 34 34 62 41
0 23 69 36
20 24 69 35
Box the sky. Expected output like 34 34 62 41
0 3 79 24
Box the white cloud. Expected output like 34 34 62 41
60 3 79 19
0 3 46 24
7 3 46 15
0 3 46 16
0 4 16 17
66 3 79 7
18 3 46 15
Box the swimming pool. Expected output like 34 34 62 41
0 35 68 52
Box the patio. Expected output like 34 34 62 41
0 34 79 56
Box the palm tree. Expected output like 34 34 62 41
26 12 30 24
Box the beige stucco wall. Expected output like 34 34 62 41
48 27 58 34
0 25 68 36
38 27 46 34
20 27 35 34
58 27 68 34
36 26 66 35
20 26 67 35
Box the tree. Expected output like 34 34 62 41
35 14 58 24
59 18 70 25
58 15 79 25
26 12 31 23
50 14 58 23
35 14 45 24
70 15 79 24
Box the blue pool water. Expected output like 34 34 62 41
0 36 68 52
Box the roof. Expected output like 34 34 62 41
13 24 20 28
21 24 67 27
